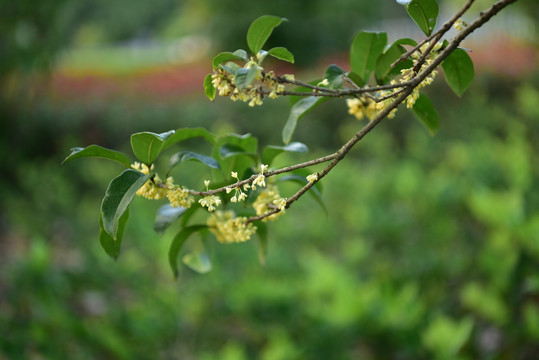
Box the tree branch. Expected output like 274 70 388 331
247 0 519 223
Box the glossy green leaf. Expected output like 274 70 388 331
282 96 324 144
350 31 387 83
442 48 474 97
234 65 259 90
219 144 257 160
183 250 212 274
411 93 439 136
393 38 418 47
324 64 346 89
219 61 242 75
212 50 248 69
215 133 258 155
131 130 175 164
168 225 207 278
345 71 364 88
279 174 327 216
404 0 439 36
204 74 216 101
376 44 407 83
63 145 131 167
262 142 308 166
267 47 295 63
101 169 150 239
154 204 189 236
99 208 129 260
163 127 216 149
213 133 259 175
168 151 220 173
247 15 286 54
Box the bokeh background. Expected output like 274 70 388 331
1 0 538 359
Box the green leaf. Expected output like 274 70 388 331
101 169 151 239
267 47 295 63
212 50 249 69
324 64 346 89
213 133 259 175
411 93 439 136
204 74 216 101
350 31 388 84
345 71 364 88
163 127 216 149
393 38 418 47
262 142 308 166
63 145 131 167
282 96 324 144
131 130 175 164
441 48 474 97
99 208 129 260
214 133 258 156
247 15 286 54
234 65 259 90
154 204 189 236
168 225 207 277
403 0 439 36
168 151 220 173
279 174 327 216
219 61 242 75
183 250 212 274
376 44 407 84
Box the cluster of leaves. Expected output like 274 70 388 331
66 0 477 277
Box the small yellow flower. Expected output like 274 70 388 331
317 79 329 87
199 195 221 212
306 173 318 183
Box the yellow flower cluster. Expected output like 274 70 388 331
253 184 286 222
251 164 268 190
306 173 318 183
131 162 171 200
226 171 248 202
402 41 442 108
346 98 379 121
207 210 257 244
211 64 290 106
453 18 467 31
167 187 194 208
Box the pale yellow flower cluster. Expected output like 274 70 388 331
306 173 318 183
226 171 248 202
346 97 379 121
253 184 286 222
211 63 291 106
207 210 257 244
167 187 194 208
453 18 467 31
251 164 268 190
131 162 172 200
402 41 442 108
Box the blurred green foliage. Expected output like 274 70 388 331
1 0 538 359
